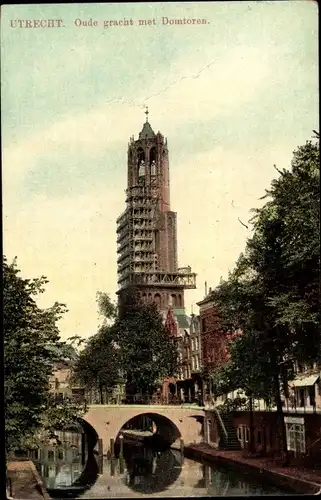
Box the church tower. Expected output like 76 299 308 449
116 110 196 312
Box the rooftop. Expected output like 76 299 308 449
139 121 156 140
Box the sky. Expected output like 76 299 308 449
2 1 319 341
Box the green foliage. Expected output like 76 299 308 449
211 136 320 400
74 291 178 397
72 325 121 400
4 257 83 453
96 291 118 324
71 291 120 402
113 301 179 395
210 362 235 396
41 394 87 433
249 138 320 364
216 396 248 414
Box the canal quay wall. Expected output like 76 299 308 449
184 443 321 495
7 460 51 499
204 409 321 462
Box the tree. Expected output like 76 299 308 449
113 299 179 396
72 327 121 404
210 135 320 461
253 139 320 365
72 292 121 403
4 257 84 453
212 254 283 391
96 290 118 325
74 290 179 398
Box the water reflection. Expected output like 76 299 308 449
32 429 98 497
33 430 291 497
121 444 182 493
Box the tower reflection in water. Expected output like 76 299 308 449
119 444 183 494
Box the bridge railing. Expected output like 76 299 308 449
82 393 204 406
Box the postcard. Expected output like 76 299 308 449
2 2 319 498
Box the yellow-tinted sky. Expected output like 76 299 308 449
2 2 319 340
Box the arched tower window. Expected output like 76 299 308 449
178 294 182 307
150 147 157 176
171 294 177 307
137 148 145 179
150 147 157 164
137 148 145 165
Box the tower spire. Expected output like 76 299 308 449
145 105 149 123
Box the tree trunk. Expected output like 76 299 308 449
99 384 104 405
263 427 267 456
274 374 289 464
249 395 255 453
209 376 213 403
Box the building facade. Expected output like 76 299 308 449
48 361 74 401
190 314 202 397
205 407 321 465
162 305 192 403
196 285 321 465
48 361 85 403
287 362 321 411
162 307 203 404
197 290 230 392
116 111 196 312
205 361 321 464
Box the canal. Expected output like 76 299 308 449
31 430 293 497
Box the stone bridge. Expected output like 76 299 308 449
83 405 205 455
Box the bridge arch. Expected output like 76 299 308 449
115 412 181 446
78 417 99 451
83 405 204 455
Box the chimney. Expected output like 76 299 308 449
205 281 208 297
209 287 212 294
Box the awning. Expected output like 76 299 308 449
292 374 320 387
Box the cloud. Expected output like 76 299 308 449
3 139 293 339
3 41 273 201
2 2 318 339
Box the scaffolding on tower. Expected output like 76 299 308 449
116 115 197 298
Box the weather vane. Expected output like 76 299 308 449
145 105 149 122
